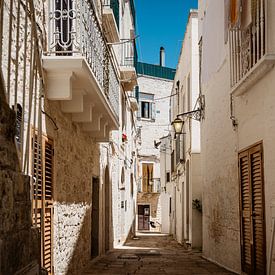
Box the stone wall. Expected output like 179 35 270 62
43 100 102 275
0 75 40 275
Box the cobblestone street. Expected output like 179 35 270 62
83 234 235 275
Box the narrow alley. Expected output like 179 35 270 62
83 234 234 275
1 0 275 274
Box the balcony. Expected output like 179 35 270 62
44 0 119 141
102 0 120 43
120 40 137 91
229 0 275 96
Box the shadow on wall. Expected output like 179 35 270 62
41 100 113 275
0 74 40 274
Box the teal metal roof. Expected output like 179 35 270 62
136 62 175 80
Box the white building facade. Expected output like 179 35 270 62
199 0 275 273
166 10 202 248
136 59 174 232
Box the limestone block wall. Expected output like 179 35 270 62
0 76 40 275
42 100 101 275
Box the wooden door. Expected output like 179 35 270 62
239 142 266 275
32 135 54 274
138 205 150 230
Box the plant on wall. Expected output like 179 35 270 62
192 199 202 212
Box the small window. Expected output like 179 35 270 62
166 172 170 183
141 101 150 118
140 101 156 120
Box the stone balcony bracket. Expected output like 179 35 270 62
102 6 120 43
120 68 138 91
129 97 139 112
43 56 119 141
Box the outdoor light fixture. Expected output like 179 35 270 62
171 109 202 135
171 117 184 135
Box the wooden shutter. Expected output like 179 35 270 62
151 102 156 120
32 134 54 274
239 150 252 272
239 142 266 275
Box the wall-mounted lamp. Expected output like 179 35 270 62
171 117 184 135
171 109 202 135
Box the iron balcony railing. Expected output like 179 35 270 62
121 39 135 67
229 0 265 87
47 0 119 119
102 0 120 30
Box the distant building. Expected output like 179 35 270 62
136 49 175 232
162 10 202 248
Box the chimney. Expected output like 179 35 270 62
160 46 165 67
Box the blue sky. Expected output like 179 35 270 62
135 0 198 69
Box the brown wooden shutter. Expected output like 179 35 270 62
239 150 252 272
239 142 266 275
32 134 54 274
43 139 53 273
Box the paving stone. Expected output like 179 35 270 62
82 234 236 275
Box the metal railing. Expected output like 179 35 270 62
102 0 120 30
47 0 119 119
121 40 135 67
229 0 265 87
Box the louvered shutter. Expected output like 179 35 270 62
151 102 156 120
44 139 53 273
32 134 54 274
250 144 266 274
239 150 252 273
239 143 266 275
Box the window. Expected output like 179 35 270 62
142 163 153 193
141 101 150 118
171 150 175 173
13 104 22 151
166 172 170 183
140 101 155 119
176 135 180 165
139 92 156 120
